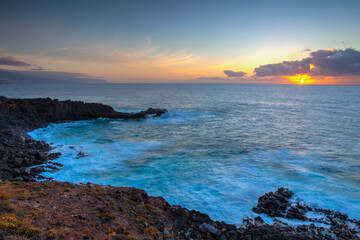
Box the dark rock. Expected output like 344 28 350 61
199 222 221 235
34 150 46 161
252 187 294 217
23 168 31 175
286 205 308 221
50 161 63 167
254 216 264 224
37 175 49 180
13 176 23 181
13 157 23 166
76 151 88 159
168 206 188 231
10 169 21 177
48 152 61 160
143 108 167 117
45 164 60 170
31 166 45 174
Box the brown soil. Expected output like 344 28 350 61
0 180 174 240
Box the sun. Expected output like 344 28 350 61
286 74 314 84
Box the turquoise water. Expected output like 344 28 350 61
1 83 360 223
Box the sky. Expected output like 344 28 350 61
1 0 360 84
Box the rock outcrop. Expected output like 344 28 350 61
0 96 166 181
0 96 166 129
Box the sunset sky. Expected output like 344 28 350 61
1 0 360 84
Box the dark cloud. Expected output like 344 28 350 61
196 76 222 80
303 48 311 52
0 56 31 67
254 48 360 77
254 59 312 77
0 68 107 84
194 75 281 84
224 70 247 77
30 65 47 71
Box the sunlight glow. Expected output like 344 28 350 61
286 74 315 84
310 64 315 70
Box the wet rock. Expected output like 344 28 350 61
254 216 264 224
37 175 50 180
50 161 63 167
76 151 88 159
48 152 61 160
31 166 45 174
45 164 60 170
286 205 308 221
143 108 167 117
252 187 294 217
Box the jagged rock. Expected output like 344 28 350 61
168 206 188 231
252 187 294 217
286 205 308 221
31 166 45 174
143 107 167 117
199 222 221 235
23 167 31 175
76 151 88 159
13 176 23 181
13 157 23 166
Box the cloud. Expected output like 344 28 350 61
254 59 312 76
30 65 47 71
223 70 247 77
196 76 223 80
0 56 31 67
194 75 283 84
35 45 199 68
25 70 98 79
254 48 360 77
0 68 106 84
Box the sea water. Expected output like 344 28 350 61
1 83 359 223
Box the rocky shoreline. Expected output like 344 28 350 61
0 96 359 239
0 96 166 181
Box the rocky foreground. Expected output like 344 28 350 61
1 182 359 240
0 96 359 239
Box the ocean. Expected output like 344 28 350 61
1 83 359 223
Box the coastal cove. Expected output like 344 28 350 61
2 83 360 221
0 83 360 239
